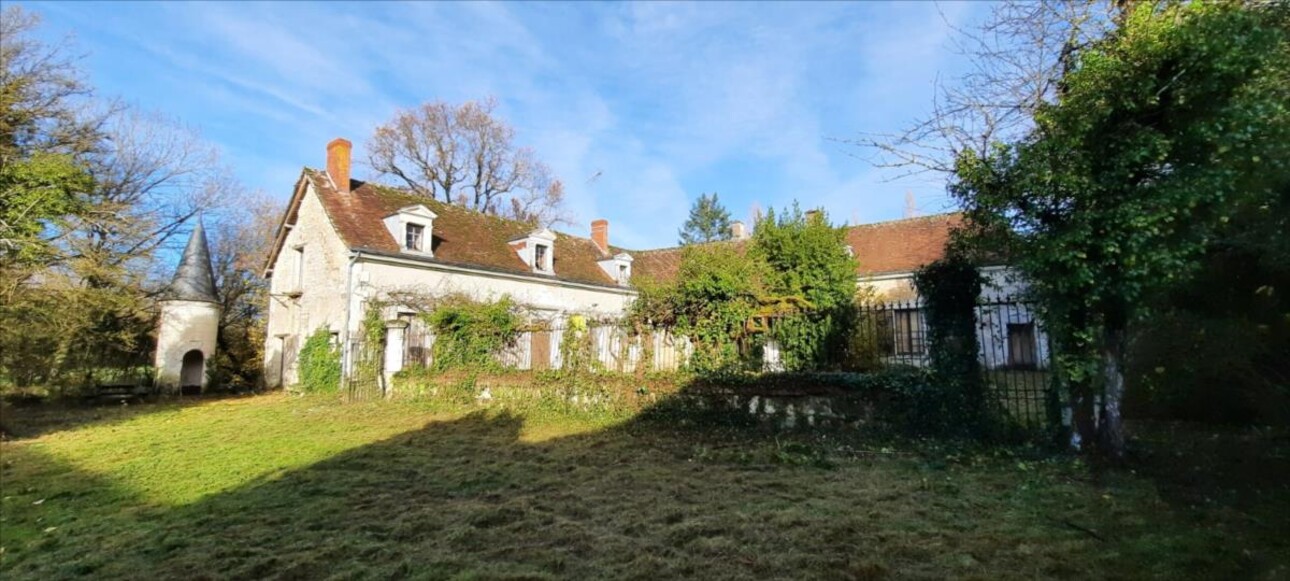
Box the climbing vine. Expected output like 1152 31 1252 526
424 294 523 371
297 327 341 394
913 250 1001 437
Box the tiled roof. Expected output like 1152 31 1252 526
845 213 962 276
630 213 962 284
276 166 961 289
300 169 621 288
629 240 747 285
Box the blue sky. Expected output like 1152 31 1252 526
21 1 988 250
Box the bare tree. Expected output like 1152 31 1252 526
207 193 282 389
367 97 570 226
845 1 1115 178
61 109 237 276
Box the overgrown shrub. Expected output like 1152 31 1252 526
751 205 859 371
628 244 762 374
913 252 1009 438
1127 311 1290 425
297 328 341 394
425 295 522 371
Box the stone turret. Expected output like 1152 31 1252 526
154 220 221 394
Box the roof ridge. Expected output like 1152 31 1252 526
845 212 962 230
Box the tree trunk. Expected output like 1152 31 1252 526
1098 327 1127 459
1069 375 1098 451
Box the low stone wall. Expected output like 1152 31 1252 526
673 392 876 430
391 370 882 430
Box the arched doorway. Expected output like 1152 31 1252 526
180 349 204 395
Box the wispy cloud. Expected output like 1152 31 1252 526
23 0 987 249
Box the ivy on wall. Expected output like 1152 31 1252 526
297 328 340 394
424 294 522 371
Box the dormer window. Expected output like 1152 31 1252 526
510 228 557 274
405 223 424 251
383 205 437 256
597 252 634 286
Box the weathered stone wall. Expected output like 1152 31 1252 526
154 299 220 392
263 182 353 388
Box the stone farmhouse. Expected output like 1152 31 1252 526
261 139 1039 388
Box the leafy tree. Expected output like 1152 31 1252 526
953 2 1290 455
1 6 100 281
677 192 733 245
366 96 570 226
628 244 763 373
0 152 91 269
750 205 858 370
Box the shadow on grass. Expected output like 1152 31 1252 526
4 400 1288 580
1128 420 1290 515
0 392 266 440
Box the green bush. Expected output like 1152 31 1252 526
425 295 522 371
751 205 859 371
297 328 341 394
629 244 763 374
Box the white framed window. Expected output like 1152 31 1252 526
405 223 424 251
383 205 437 256
510 228 557 274
534 243 550 271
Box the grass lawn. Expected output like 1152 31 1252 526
1 393 1286 579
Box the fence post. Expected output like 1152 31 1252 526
383 319 409 398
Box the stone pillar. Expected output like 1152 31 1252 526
383 320 409 397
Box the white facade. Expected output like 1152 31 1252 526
262 161 1041 388
262 183 637 388
154 300 220 392
858 266 1048 369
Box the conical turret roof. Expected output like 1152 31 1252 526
168 220 219 303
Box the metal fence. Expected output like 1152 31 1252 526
855 296 1054 426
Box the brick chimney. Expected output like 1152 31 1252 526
591 219 609 254
730 220 748 240
326 138 352 193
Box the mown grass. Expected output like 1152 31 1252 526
1 393 1286 579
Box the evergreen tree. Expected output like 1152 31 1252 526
677 192 733 245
